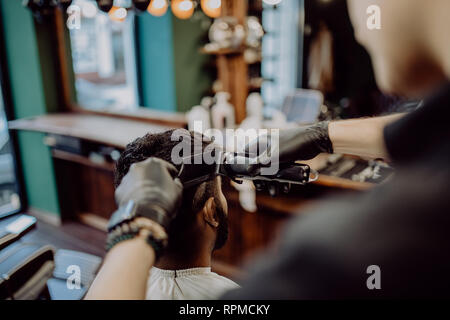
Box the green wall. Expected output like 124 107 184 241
172 13 213 112
136 12 177 112
137 12 213 112
0 0 60 216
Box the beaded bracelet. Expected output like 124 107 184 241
106 218 168 260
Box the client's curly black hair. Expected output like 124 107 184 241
114 129 227 254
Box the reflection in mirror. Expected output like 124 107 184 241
69 0 139 111
68 0 212 113
260 0 400 121
261 0 301 115
65 0 391 120
300 0 387 119
0 82 21 218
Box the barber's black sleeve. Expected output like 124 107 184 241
384 83 450 164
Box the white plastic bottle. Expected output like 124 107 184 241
211 92 236 129
187 105 211 133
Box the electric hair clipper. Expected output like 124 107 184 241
177 151 318 193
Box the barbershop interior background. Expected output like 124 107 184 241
0 0 417 299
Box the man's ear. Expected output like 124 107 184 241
202 197 219 228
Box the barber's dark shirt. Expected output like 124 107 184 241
223 82 450 299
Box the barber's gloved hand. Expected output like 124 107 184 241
115 158 183 231
246 121 333 163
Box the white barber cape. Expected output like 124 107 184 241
146 267 240 300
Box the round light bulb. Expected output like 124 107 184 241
262 0 282 5
171 0 195 20
201 0 221 18
147 0 169 17
81 1 98 18
109 6 127 22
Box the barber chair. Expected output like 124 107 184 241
47 249 102 300
0 214 102 300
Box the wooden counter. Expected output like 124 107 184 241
9 113 176 149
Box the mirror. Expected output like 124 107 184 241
300 0 384 119
0 76 22 218
69 0 139 111
68 0 213 113
66 0 391 120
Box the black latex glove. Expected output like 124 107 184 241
115 158 183 230
246 122 333 164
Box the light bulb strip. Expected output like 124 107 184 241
108 0 218 19
27 0 274 22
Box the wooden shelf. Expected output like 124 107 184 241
200 47 246 56
203 0 260 124
247 58 262 65
302 154 378 191
9 113 172 149
248 77 265 90
52 149 115 172
313 174 374 191
77 106 187 128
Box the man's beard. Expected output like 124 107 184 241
214 205 229 250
